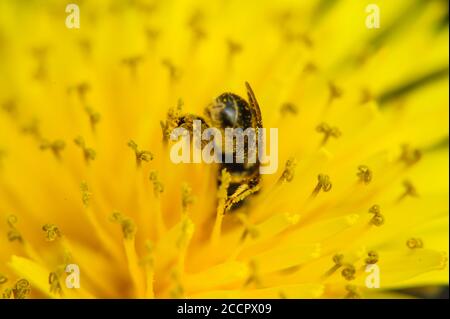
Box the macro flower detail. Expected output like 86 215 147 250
0 0 448 299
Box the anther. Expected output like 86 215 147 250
407 238 423 249
161 59 180 82
357 165 372 184
368 205 384 226
182 183 194 212
398 180 418 201
226 39 242 58
128 140 153 166
49 272 62 295
80 181 91 208
345 285 361 299
149 171 164 197
0 274 7 285
122 56 144 78
280 103 298 116
244 260 262 288
188 10 207 42
279 157 297 183
84 106 101 132
21 118 42 140
1 99 18 118
341 264 356 281
140 240 155 267
237 214 259 241
399 144 422 166
316 122 341 146
161 99 183 142
42 224 62 242
12 279 31 299
7 215 23 243
40 139 66 159
145 28 160 46
110 211 136 240
323 254 345 277
71 82 90 104
312 174 332 196
365 251 379 265
74 136 96 163
328 82 343 101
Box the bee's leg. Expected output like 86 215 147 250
224 176 260 212
177 114 209 134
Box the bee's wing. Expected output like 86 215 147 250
245 82 263 164
245 82 263 128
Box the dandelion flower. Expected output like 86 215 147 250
0 0 448 298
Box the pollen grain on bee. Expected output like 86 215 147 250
169 120 278 175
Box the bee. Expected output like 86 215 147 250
174 82 263 211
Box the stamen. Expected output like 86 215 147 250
21 118 42 140
69 82 90 104
226 39 242 59
398 180 418 201
316 122 341 146
341 264 356 281
141 240 155 298
237 213 259 242
1 99 18 119
360 88 373 104
74 136 96 163
161 59 180 82
40 139 66 159
0 274 7 285
303 62 318 75
399 144 422 166
280 102 298 116
145 28 160 47
169 271 184 298
312 174 332 196
279 157 297 183
80 181 91 208
127 140 153 167
357 165 372 184
328 82 343 102
345 285 361 299
407 238 424 249
12 279 31 299
48 271 63 295
42 224 62 242
122 56 144 78
244 260 262 288
188 10 207 42
31 46 48 81
84 106 101 132
368 204 384 226
181 183 194 213
110 211 136 240
365 250 379 265
149 171 164 197
161 99 183 142
323 253 345 277
7 215 23 243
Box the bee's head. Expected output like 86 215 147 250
205 93 241 128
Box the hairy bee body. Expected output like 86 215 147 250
177 83 263 211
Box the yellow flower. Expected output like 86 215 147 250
0 0 448 299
